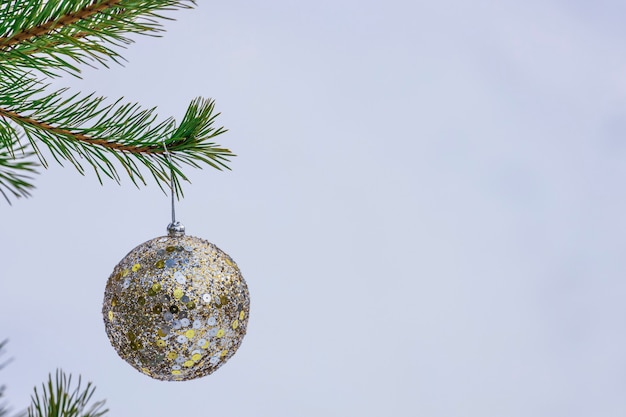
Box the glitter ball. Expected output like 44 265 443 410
103 234 250 381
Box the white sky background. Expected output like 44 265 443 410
2 0 626 415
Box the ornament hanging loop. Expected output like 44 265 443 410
163 139 185 237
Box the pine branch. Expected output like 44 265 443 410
0 0 196 77
0 340 9 417
0 107 156 154
27 370 108 417
0 0 236 202
0 0 123 47
0 340 26 417
0 76 231 197
0 136 38 205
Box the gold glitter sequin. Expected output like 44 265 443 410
103 234 250 381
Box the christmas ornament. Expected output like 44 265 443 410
102 144 249 381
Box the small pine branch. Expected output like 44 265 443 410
0 0 195 77
0 340 26 417
27 370 108 417
0 136 38 204
0 75 231 198
0 340 9 417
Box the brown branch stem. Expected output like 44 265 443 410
2 32 96 62
0 106 159 154
0 0 124 48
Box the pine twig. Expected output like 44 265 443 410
27 370 108 417
0 106 156 154
0 0 124 48
0 0 196 77
0 136 37 204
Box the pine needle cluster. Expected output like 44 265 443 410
0 0 233 204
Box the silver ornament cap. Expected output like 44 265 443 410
167 221 185 237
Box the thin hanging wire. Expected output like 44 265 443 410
163 140 185 236
162 139 176 224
